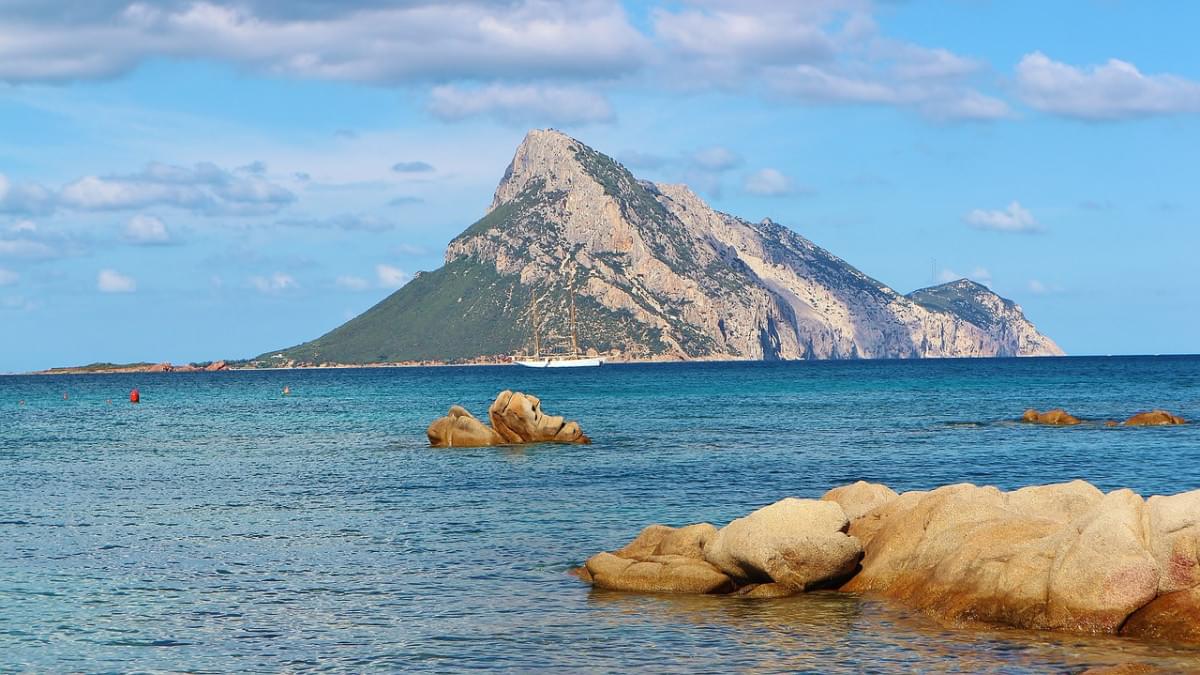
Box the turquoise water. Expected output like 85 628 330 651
2 356 1200 672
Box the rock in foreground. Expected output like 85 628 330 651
427 390 589 447
579 479 1200 645
1123 410 1187 426
1021 408 1081 425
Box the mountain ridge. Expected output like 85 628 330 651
260 129 1062 365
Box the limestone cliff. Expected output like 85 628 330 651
267 129 1062 364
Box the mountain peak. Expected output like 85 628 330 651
491 128 599 208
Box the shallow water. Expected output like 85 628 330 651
2 356 1199 672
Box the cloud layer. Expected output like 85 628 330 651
965 201 1041 233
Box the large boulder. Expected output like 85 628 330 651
842 482 1160 634
1121 586 1200 643
488 391 590 444
1021 408 1081 425
582 523 731 594
426 391 589 447
1146 490 1200 593
704 498 862 591
821 481 898 522
1123 410 1187 426
426 405 502 447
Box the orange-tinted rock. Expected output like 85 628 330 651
822 481 899 522
1120 586 1200 643
204 360 228 372
427 391 588 447
1123 410 1187 426
585 551 734 594
1020 408 1081 425
145 362 173 372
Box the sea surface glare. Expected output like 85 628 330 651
2 356 1199 672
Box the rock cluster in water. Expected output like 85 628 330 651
427 390 590 447
1021 408 1187 427
578 480 1200 645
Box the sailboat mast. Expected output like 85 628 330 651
531 291 541 358
570 293 580 357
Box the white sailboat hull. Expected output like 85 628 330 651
515 357 605 368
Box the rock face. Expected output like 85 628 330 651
204 360 228 372
426 391 589 447
1021 408 1082 425
1123 410 1187 426
703 498 862 591
579 480 1200 645
265 129 1063 364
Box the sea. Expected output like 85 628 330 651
2 356 1199 673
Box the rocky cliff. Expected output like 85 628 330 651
266 129 1062 364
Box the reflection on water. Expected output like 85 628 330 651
1 356 1199 671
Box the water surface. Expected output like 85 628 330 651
2 357 1199 672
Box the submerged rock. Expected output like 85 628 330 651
1021 408 1081 425
426 391 589 447
1123 410 1187 426
1121 587 1200 643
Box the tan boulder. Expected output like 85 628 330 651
613 524 674 559
584 551 733 595
1120 586 1200 643
1021 408 1081 425
1146 490 1200 593
653 523 717 559
146 362 173 373
488 390 590 444
822 481 898 522
704 498 862 591
736 582 799 599
843 483 1160 634
1123 410 1187 426
426 405 502 447
426 391 589 447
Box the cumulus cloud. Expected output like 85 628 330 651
0 238 57 259
392 161 434 173
60 162 295 215
1016 52 1200 120
428 83 615 125
97 268 136 293
0 268 18 286
249 272 298 294
123 214 171 244
335 275 371 291
0 1 647 85
0 175 56 215
964 201 1041 233
375 264 408 288
744 168 796 196
690 146 741 171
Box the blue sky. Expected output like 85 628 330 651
0 0 1197 371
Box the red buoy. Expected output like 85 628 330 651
130 389 140 404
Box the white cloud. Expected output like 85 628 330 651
10 219 37 233
0 238 57 259
938 266 992 286
1027 279 1064 295
335 275 371 291
249 273 297 294
124 214 171 244
964 201 1041 233
276 213 394 232
743 168 796 196
97 268 136 293
61 162 294 215
375 264 408 288
0 174 55 215
0 268 17 286
392 161 434 173
0 1 648 85
1016 52 1200 120
428 83 615 126
690 146 741 171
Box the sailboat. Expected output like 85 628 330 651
514 292 605 368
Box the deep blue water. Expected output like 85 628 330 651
2 356 1200 672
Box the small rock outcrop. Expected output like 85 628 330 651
1021 408 1081 425
204 360 228 372
578 480 1200 646
427 391 589 447
1123 410 1187 426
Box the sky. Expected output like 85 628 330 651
0 0 1197 371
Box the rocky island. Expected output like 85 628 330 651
260 129 1062 366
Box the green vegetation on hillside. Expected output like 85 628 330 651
907 280 1014 329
